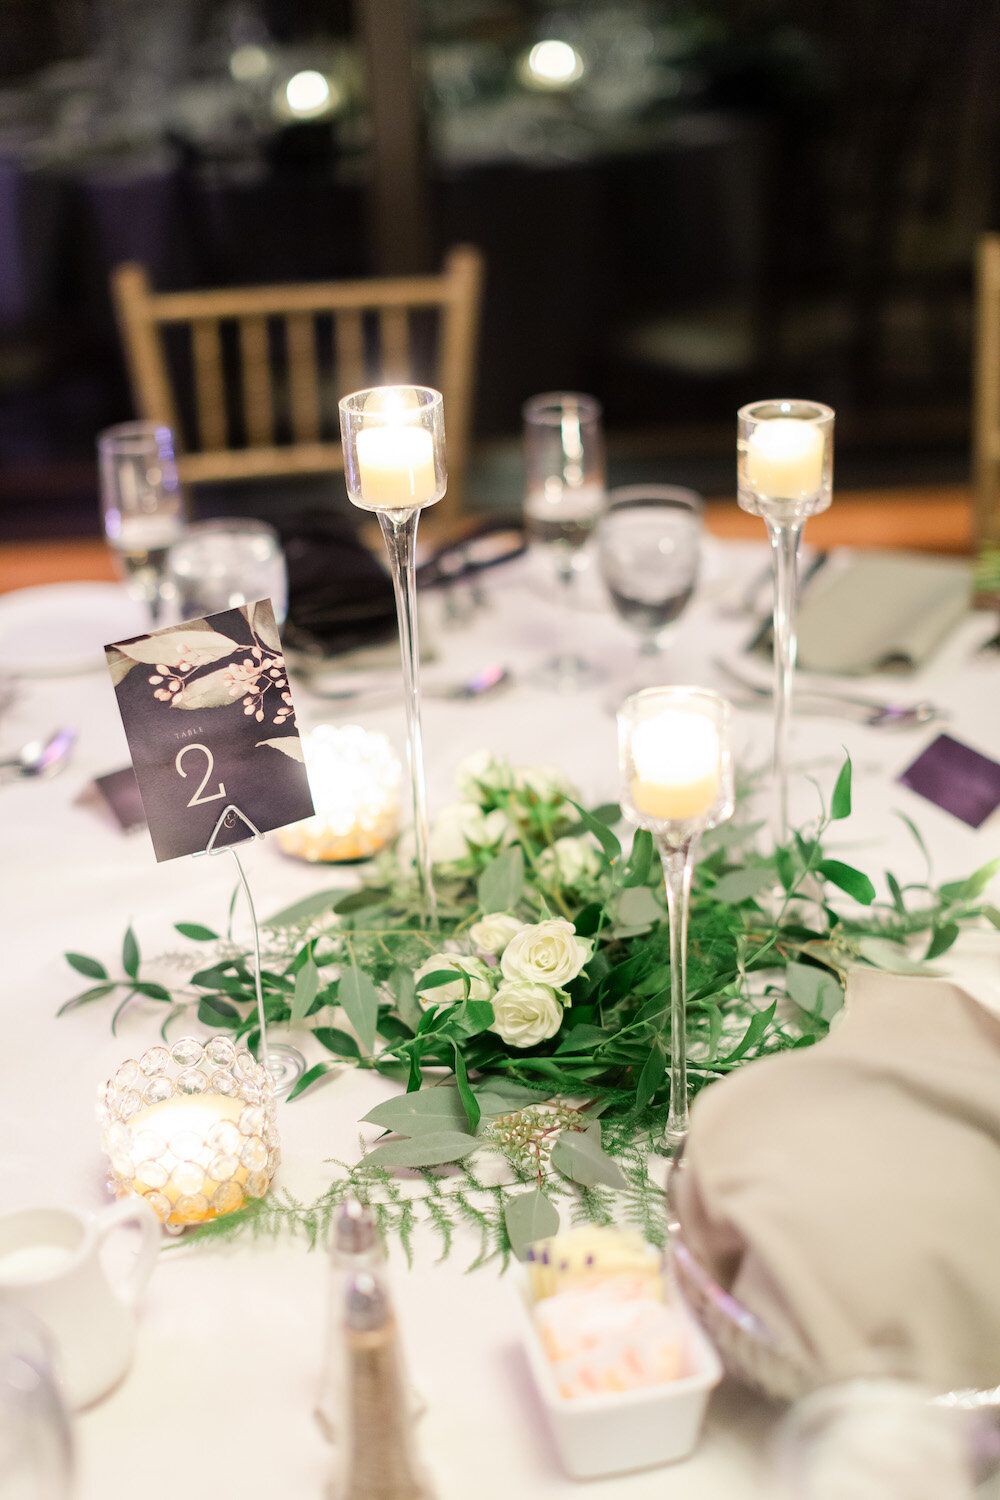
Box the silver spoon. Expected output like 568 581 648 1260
714 660 944 729
0 727 77 781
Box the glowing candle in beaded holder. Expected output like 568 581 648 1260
276 725 402 863
98 1036 279 1234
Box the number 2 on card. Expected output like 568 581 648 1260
175 743 227 807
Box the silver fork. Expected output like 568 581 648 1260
714 659 945 729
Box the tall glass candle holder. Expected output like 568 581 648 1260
737 399 834 837
618 687 734 1144
339 386 446 925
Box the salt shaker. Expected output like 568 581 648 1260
315 1200 384 1442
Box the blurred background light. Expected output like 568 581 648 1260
284 69 333 117
229 44 271 83
519 39 585 91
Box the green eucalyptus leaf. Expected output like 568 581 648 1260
477 846 525 913
924 922 960 961
362 1087 468 1136
364 1132 479 1169
886 872 906 916
473 1079 553 1114
450 1043 481 1134
198 996 241 1028
504 1189 560 1261
614 885 662 932
621 829 655 887
959 856 1000 903
57 982 115 1016
174 922 219 942
390 966 421 1032
286 1062 338 1102
569 801 621 863
290 956 320 1027
982 906 1000 930
334 887 391 915
784 960 843 1021
313 1027 361 1060
817 859 876 905
65 952 107 981
265 889 342 927
711 867 776 904
830 755 853 820
550 1128 627 1190
635 1042 664 1113
339 965 379 1055
132 981 172 1002
856 936 931 974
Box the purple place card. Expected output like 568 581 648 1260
106 599 314 862
898 733 1000 829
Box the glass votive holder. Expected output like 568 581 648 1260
618 686 735 842
338 386 447 513
98 1038 279 1234
737 399 835 524
277 724 401 863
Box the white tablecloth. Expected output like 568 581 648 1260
3 540 1000 1499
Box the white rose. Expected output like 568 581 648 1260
455 749 512 803
428 803 513 865
512 764 579 806
490 980 564 1047
500 918 592 988
413 952 495 1009
469 912 523 955
537 835 602 888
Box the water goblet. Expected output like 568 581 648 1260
597 485 703 698
339 385 447 927
98 421 184 627
0 1309 72 1499
736 399 835 836
165 518 288 625
618 687 734 1144
523 391 605 689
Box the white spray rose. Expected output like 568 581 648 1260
537 835 602 888
512 764 579 806
500 918 591 988
490 980 564 1047
455 749 513 803
413 952 495 1009
469 912 523 955
428 803 513 865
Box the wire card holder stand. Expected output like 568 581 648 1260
194 803 306 1094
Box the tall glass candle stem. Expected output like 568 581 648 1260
768 520 803 839
658 835 697 1143
379 508 437 926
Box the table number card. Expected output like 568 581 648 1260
105 599 314 861
899 733 1000 830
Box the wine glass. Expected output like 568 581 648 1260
736 399 834 837
523 392 605 690
98 421 184 627
618 687 734 1145
0 1309 73 1500
597 485 703 697
165 519 289 625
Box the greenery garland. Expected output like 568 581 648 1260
63 751 1000 1262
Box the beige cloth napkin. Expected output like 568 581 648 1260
795 554 971 675
674 970 1000 1390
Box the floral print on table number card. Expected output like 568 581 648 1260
105 599 314 861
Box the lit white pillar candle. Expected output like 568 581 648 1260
127 1094 255 1223
631 710 721 821
746 418 824 500
355 424 437 510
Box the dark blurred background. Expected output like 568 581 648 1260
1 0 998 539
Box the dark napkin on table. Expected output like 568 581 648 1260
674 970 1000 1391
277 512 398 659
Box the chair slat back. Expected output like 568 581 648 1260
974 234 1000 544
111 247 484 523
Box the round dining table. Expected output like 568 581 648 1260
3 537 999 1499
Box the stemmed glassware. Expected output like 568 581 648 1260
339 386 446 927
618 687 734 1144
98 421 184 627
523 392 605 689
597 484 703 698
736 399 835 836
0 1309 72 1500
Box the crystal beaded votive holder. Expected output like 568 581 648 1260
98 1037 279 1234
277 724 401 863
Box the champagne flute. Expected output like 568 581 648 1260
523 392 605 690
338 386 446 927
597 484 703 698
618 687 734 1144
736 399 834 837
98 421 184 627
